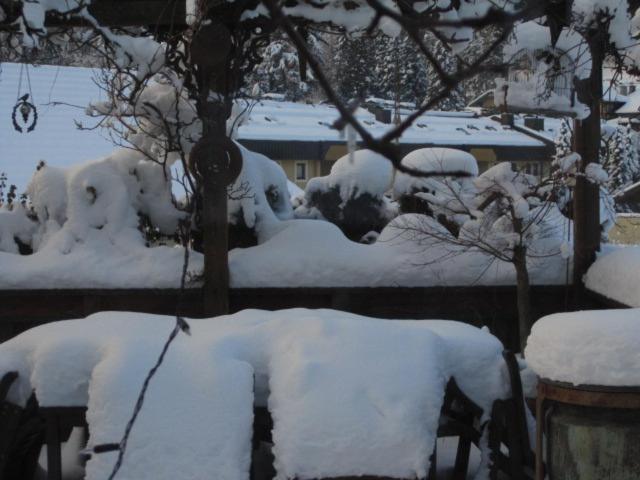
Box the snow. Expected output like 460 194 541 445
230 215 569 288
584 245 640 306
584 162 609 185
0 63 115 192
393 148 478 199
230 145 294 229
0 147 204 289
525 308 640 386
0 309 509 480
0 203 35 253
617 90 640 115
236 100 546 148
305 149 393 201
494 79 590 119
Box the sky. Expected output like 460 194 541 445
0 62 116 193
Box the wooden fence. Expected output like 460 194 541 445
0 285 618 351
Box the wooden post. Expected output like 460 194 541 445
201 105 231 316
573 29 604 304
190 22 242 317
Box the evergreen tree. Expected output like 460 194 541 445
603 125 639 194
333 34 380 102
554 119 573 161
460 26 504 103
247 31 321 101
424 33 466 110
374 34 428 105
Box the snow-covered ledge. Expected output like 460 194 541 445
584 245 640 307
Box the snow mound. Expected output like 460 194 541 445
228 145 294 231
306 149 393 201
0 309 509 480
0 204 35 254
394 148 478 199
525 309 640 386
585 245 640 307
230 216 568 288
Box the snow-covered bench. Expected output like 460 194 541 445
0 310 532 480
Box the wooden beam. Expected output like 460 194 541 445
0 0 186 28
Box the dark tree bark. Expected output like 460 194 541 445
573 26 604 305
513 244 531 353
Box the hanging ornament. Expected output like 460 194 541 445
12 93 38 133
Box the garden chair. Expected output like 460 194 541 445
0 371 44 480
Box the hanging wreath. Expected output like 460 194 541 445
12 94 38 133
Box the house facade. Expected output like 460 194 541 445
235 100 555 188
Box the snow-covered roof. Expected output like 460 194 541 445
616 90 640 115
0 63 115 191
236 100 547 148
513 115 565 142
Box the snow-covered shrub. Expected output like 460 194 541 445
25 152 184 254
392 159 571 350
296 150 397 241
227 146 294 248
87 77 294 249
393 148 478 236
0 203 35 254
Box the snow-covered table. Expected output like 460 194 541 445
0 309 512 480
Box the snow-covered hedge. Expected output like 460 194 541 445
296 149 397 241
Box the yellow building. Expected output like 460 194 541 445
236 100 555 188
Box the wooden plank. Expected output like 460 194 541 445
24 0 188 27
0 285 573 351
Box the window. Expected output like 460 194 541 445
295 162 307 181
523 162 541 177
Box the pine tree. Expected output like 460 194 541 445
460 26 504 103
623 124 640 184
603 125 639 194
554 119 573 161
247 31 321 101
424 33 466 110
333 34 380 102
375 34 428 105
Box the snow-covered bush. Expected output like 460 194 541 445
87 77 294 248
0 173 35 254
0 203 35 254
393 148 478 236
392 159 571 350
228 146 294 248
296 150 397 241
25 152 184 254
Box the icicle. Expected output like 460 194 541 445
347 124 357 165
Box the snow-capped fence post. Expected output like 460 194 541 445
190 20 242 316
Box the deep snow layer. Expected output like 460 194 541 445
230 216 569 288
525 308 640 386
0 309 509 480
584 245 640 307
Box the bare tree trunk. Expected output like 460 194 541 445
513 245 531 354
